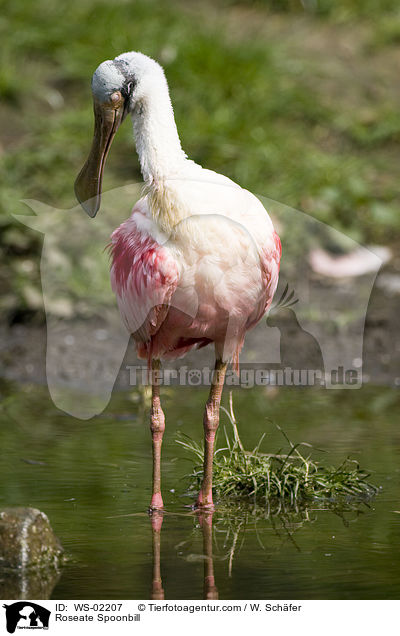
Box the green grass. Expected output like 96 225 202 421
1 0 400 319
177 396 378 505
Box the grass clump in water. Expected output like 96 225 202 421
177 395 378 506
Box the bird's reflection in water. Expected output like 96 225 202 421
150 511 165 600
147 499 372 600
149 510 218 600
197 510 218 600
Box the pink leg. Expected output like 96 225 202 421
196 359 227 508
150 359 165 510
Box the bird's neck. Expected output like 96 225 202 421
131 78 192 233
131 81 187 184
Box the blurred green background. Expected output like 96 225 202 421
1 0 399 321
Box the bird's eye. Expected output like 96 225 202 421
120 81 134 101
111 91 122 104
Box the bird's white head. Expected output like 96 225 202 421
91 52 166 111
75 51 182 217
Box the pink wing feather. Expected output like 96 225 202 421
109 211 179 360
245 230 281 330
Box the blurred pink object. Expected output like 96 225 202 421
309 246 391 278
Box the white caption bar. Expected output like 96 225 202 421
1 599 397 636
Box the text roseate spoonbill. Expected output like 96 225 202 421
75 52 281 510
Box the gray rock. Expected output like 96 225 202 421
0 507 63 570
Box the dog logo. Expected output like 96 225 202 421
2 602 50 634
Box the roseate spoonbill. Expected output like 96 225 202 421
75 51 281 510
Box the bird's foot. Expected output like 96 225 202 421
148 492 164 513
148 508 164 532
195 490 215 510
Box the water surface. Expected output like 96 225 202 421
0 381 399 599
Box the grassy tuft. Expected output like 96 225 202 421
177 395 378 505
